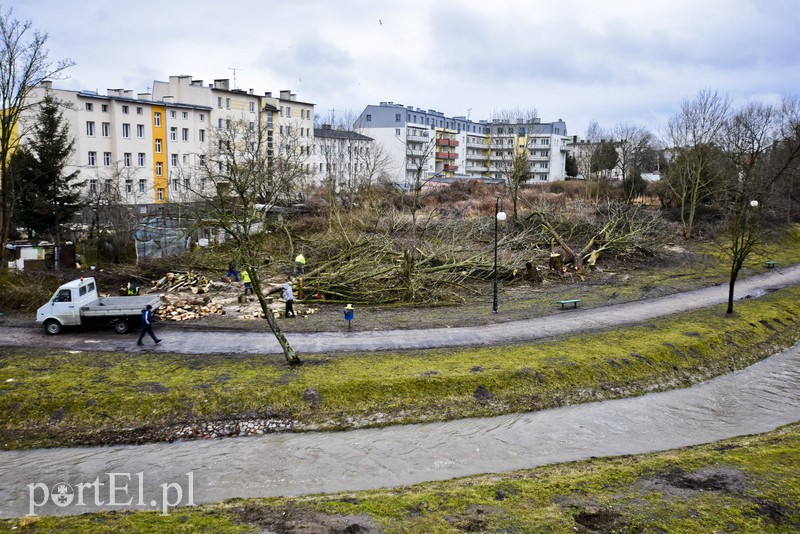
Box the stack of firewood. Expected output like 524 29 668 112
152 272 214 294
157 298 226 321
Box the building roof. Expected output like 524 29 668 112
314 126 372 141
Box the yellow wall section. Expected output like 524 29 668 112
151 105 168 203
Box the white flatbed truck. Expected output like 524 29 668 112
36 277 162 335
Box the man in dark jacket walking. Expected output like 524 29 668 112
137 304 161 345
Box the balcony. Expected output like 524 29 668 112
448 152 459 159
407 134 428 143
443 164 459 171
436 138 451 146
435 151 451 159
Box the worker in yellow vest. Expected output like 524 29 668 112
294 253 306 276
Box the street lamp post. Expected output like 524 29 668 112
493 197 506 313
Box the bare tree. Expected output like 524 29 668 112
489 108 539 220
195 116 302 364
0 7 74 252
612 123 656 202
720 99 800 313
663 89 731 238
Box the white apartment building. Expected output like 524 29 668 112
311 124 374 189
354 102 570 187
18 76 315 209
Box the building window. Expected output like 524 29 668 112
199 113 204 122
182 111 188 119
226 119 231 130
249 102 255 113
85 103 93 112
366 114 372 122
182 128 189 141
101 104 108 112
89 179 97 193
198 154 205 166
137 106 143 115
539 162 549 169
182 154 189 164
125 179 133 193
156 162 163 176
122 123 130 138
104 179 113 192
101 122 110 137
226 98 230 109
198 129 205 142
138 153 145 166
139 179 146 193
154 112 161 127
395 128 401 136
170 127 177 141
172 179 179 192
541 139 549 145
217 97 222 109
395 113 401 122
157 188 164 201
279 106 283 117
170 110 176 119
86 121 95 136
87 151 96 166
122 105 129 114
171 154 178 166
184 178 190 192
249 122 255 132
286 107 291 118
155 138 162 153
124 153 131 166
103 152 111 166
137 124 145 138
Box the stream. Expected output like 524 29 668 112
2 342 799 517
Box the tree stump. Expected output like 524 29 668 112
526 261 543 284
549 253 563 272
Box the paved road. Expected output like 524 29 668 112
3 264 800 354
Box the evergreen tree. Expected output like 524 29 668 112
11 91 81 242
565 153 578 177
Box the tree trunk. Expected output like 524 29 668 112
248 268 301 365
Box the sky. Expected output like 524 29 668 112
11 0 800 139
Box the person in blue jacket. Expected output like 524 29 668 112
137 304 161 345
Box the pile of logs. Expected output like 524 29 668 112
152 272 213 294
157 298 225 322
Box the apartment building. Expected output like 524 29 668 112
18 76 315 209
354 102 570 187
312 124 374 190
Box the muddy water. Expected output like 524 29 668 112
2 344 800 517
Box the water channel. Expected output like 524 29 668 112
2 343 799 517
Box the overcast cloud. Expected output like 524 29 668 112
11 0 800 138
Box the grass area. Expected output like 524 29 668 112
2 285 799 450
4 422 799 532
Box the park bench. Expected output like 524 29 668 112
558 299 582 309
766 261 777 269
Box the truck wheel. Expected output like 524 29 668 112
44 319 62 335
114 319 129 334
